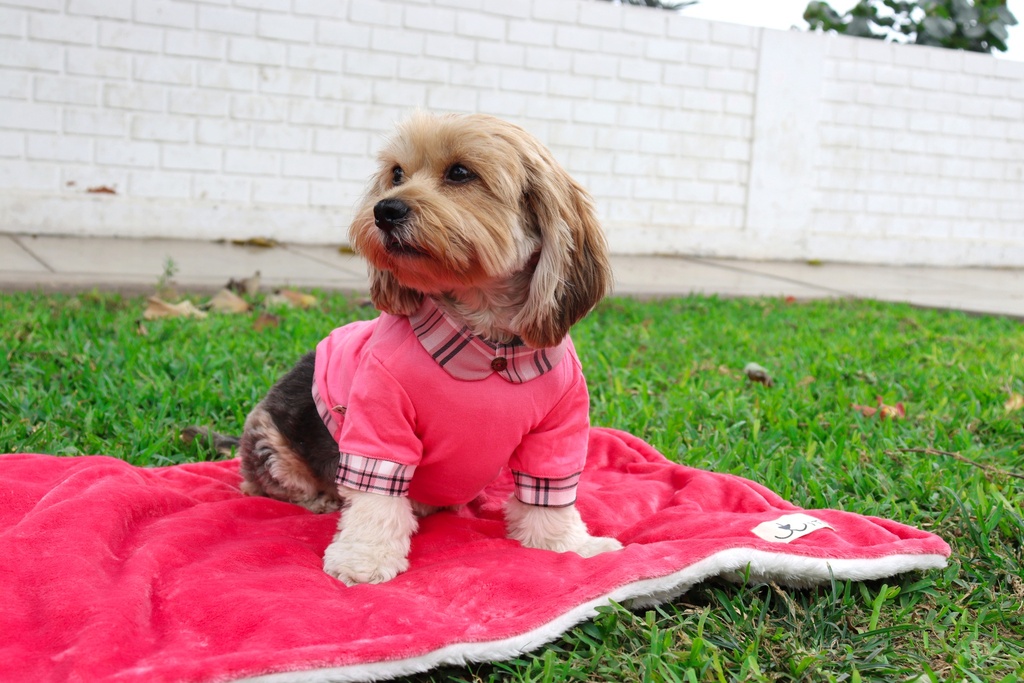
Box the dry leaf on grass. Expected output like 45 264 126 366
267 289 318 309
253 312 280 332
143 297 208 320
851 396 906 420
743 362 774 387
1004 394 1024 413
226 271 261 296
1010 575 1024 600
207 288 251 314
878 402 906 419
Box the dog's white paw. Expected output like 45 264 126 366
323 489 417 585
322 538 409 585
571 534 623 558
504 497 623 558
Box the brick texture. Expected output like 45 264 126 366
0 0 1021 265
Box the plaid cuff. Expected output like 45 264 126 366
512 471 581 507
336 453 414 497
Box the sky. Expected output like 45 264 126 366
679 0 1024 62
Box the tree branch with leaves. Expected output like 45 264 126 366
804 0 1018 53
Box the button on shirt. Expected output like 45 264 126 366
311 298 590 508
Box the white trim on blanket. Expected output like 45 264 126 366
239 549 948 683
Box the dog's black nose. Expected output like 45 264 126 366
373 199 410 232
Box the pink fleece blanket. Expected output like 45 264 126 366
1 428 949 683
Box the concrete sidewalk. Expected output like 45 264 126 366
2 233 1022 319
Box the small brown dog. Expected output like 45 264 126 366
199 112 622 585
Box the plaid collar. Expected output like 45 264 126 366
408 298 568 384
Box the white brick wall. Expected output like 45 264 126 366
0 0 1022 265
805 37 1024 265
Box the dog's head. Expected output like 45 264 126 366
348 112 611 349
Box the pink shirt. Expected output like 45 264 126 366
312 299 591 508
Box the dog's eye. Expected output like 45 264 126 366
391 166 404 185
445 164 475 184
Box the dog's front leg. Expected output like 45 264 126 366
505 497 622 557
323 488 417 585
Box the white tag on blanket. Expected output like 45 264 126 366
751 513 834 543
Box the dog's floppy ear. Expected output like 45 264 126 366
368 267 422 316
513 146 612 349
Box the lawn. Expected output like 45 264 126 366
1 289 1022 682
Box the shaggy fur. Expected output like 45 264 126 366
199 113 621 584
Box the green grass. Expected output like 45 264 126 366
2 290 1022 682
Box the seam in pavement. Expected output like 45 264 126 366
10 235 55 273
678 256 856 297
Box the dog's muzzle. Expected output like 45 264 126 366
373 198 423 256
373 199 410 233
